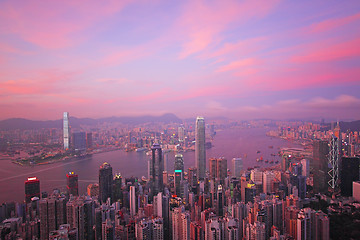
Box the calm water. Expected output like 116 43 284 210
0 127 300 203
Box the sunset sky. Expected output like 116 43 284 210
1 0 360 120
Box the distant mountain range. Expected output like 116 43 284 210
0 113 182 130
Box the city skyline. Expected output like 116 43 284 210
0 1 360 120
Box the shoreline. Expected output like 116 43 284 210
10 147 124 167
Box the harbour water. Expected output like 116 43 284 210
0 127 301 203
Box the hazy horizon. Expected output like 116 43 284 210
0 112 358 123
1 1 360 120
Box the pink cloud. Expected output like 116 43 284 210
201 36 267 60
96 78 129 84
131 88 171 102
0 69 80 96
216 58 261 73
307 12 360 34
175 0 280 58
0 0 131 48
98 45 153 67
291 37 360 63
174 84 232 101
243 66 360 92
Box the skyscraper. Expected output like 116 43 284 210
328 134 340 190
72 132 86 151
130 186 136 217
99 162 113 203
195 117 206 180
174 154 184 196
178 125 185 143
150 143 163 196
340 157 360 196
217 185 224 217
113 173 122 203
209 157 227 183
66 172 78 196
232 158 243 178
313 140 329 193
86 132 93 149
63 112 69 150
174 154 184 174
25 177 40 203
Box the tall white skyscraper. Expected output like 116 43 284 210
195 117 206 180
178 125 185 143
63 112 69 150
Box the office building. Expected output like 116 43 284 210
99 162 113 203
63 112 69 150
195 117 206 180
178 126 185 143
130 186 136 217
232 158 243 178
328 134 340 190
353 181 360 201
217 185 224 217
263 171 275 194
301 159 310 177
313 140 329 193
72 132 86 151
209 157 227 183
174 154 184 175
250 168 263 185
340 157 360 196
25 177 40 203
113 173 122 203
87 183 99 197
149 143 163 196
66 172 78 196
86 132 92 149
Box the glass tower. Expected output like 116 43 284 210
150 143 163 196
99 162 113 203
63 112 69 150
195 116 206 180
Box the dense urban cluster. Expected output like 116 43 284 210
1 115 360 240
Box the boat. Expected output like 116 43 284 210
136 147 147 152
275 160 279 164
268 146 274 149
265 160 269 163
256 150 261 154
270 160 274 164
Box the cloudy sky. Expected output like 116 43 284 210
0 0 359 120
